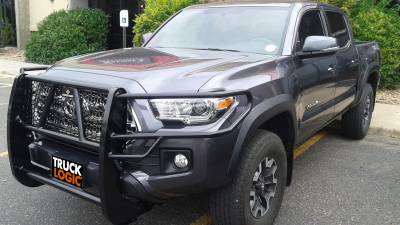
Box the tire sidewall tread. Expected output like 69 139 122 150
210 130 287 225
342 84 374 140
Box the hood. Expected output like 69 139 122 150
51 47 277 93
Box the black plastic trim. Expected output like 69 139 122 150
227 94 297 185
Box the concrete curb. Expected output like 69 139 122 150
370 103 400 138
0 71 15 76
369 127 400 139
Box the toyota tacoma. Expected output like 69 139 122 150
8 2 380 225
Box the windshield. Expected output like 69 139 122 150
146 6 291 55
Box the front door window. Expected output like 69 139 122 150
297 10 325 51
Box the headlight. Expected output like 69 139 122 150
150 97 237 125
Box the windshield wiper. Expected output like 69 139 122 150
149 46 242 52
189 47 242 52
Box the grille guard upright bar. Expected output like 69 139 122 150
99 88 151 224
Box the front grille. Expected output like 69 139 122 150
29 81 108 142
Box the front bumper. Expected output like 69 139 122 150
7 68 250 224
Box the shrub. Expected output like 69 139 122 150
318 0 357 15
133 0 200 47
25 8 109 64
0 21 13 48
351 7 400 88
318 0 400 88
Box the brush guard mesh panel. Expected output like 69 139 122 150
45 86 79 137
29 81 108 143
80 89 108 142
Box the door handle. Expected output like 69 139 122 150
328 66 336 73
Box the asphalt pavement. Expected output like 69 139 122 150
0 73 399 225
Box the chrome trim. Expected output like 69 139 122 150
322 46 340 52
127 101 142 132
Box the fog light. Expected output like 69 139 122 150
174 154 189 168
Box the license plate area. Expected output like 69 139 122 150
52 156 83 188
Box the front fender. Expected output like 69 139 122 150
227 94 297 183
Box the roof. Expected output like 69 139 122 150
187 1 308 8
186 1 339 10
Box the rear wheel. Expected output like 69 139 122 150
341 84 374 139
210 130 287 225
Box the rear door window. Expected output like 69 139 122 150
325 11 350 48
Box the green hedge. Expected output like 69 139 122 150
351 6 400 88
320 0 400 88
25 8 109 64
132 0 200 47
0 21 13 48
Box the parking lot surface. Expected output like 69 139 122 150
0 74 399 225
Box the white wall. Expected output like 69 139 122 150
29 0 88 31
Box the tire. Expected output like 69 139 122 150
341 84 375 140
210 130 287 225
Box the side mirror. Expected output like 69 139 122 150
302 36 339 53
141 32 153 46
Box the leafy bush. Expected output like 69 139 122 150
133 0 200 46
318 0 357 14
352 7 400 88
25 8 109 64
0 21 13 48
318 0 400 88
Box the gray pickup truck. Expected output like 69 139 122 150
8 2 380 225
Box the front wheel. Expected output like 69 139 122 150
210 130 287 225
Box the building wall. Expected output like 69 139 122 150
15 0 30 49
29 0 88 31
14 0 88 49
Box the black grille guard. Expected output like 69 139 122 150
8 67 252 224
